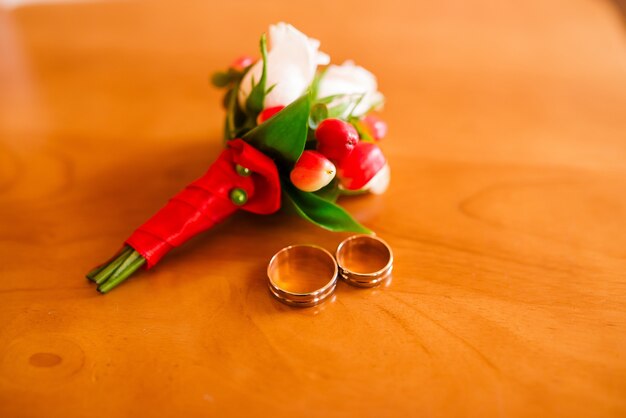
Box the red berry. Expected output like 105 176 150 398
257 105 285 125
362 114 388 141
290 151 336 192
315 118 359 162
231 55 254 72
337 142 386 190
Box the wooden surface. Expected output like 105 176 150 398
1 1 626 417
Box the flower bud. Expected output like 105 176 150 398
290 151 336 192
230 56 255 72
257 105 285 125
362 114 387 141
337 142 386 190
315 118 359 162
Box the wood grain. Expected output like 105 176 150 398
1 0 625 417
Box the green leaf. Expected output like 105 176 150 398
211 71 231 88
224 81 240 140
265 83 277 96
339 187 370 196
346 93 366 119
283 180 372 234
245 34 268 116
310 69 326 99
327 101 352 119
242 92 312 164
314 94 347 105
309 103 328 129
314 178 340 202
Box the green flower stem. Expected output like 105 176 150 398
86 263 107 282
86 246 134 281
97 252 146 294
91 246 134 285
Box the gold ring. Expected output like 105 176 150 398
336 235 393 287
267 245 338 307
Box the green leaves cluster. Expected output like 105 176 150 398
243 92 370 234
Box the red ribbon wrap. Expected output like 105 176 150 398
125 139 281 268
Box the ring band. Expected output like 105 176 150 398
336 235 393 287
267 245 338 307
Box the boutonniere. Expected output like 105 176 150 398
87 22 389 293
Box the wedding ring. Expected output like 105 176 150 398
267 245 338 307
336 235 393 287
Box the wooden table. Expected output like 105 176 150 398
1 1 625 417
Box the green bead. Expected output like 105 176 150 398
230 188 248 206
235 164 251 177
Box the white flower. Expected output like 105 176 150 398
239 23 330 110
317 61 384 117
366 164 390 194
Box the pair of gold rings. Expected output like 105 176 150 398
267 235 393 307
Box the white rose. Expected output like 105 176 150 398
239 22 330 110
317 60 384 117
